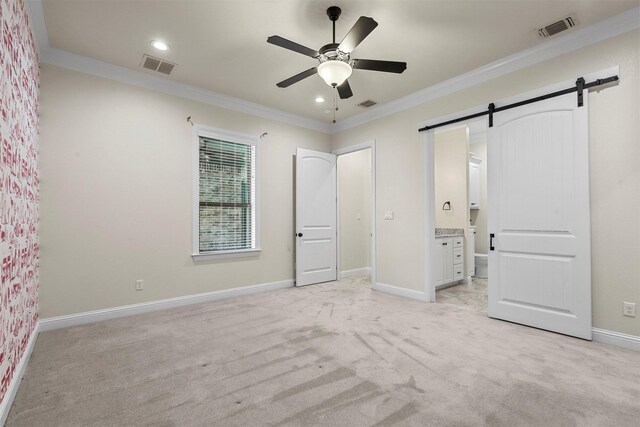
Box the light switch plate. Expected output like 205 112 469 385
384 211 394 220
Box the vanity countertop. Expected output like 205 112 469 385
435 228 464 237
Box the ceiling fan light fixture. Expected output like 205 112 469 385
318 60 352 87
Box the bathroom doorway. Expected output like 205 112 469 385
424 72 600 339
431 120 488 312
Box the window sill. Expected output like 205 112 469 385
192 249 261 262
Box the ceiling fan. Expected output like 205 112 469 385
267 6 407 99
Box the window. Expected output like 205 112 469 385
193 125 259 260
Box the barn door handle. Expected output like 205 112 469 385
297 233 303 237
490 233 495 251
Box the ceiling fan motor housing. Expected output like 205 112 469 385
319 43 350 64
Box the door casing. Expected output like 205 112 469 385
332 140 377 287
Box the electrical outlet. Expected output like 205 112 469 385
623 302 636 317
135 279 144 291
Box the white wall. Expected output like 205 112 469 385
38 64 331 318
338 149 372 273
39 30 640 337
469 138 488 254
434 126 470 274
434 127 469 230
331 30 640 337
333 122 425 292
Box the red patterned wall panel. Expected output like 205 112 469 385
0 0 39 405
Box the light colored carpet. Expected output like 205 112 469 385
437 278 488 313
7 277 640 426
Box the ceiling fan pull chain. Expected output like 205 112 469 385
332 87 340 124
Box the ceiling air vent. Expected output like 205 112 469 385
538 16 576 38
358 99 377 108
141 54 177 75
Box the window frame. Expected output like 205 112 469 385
192 124 260 261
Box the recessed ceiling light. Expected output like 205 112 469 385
151 40 169 51
315 97 325 103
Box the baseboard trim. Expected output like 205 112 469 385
592 328 640 352
339 267 371 279
372 282 428 302
39 279 294 332
0 322 39 426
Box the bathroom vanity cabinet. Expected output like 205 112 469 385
434 235 465 288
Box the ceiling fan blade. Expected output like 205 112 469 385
338 16 378 53
267 35 319 58
337 80 353 99
352 59 407 73
276 67 318 88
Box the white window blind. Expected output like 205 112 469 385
198 137 256 252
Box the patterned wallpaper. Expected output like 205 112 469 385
0 0 39 404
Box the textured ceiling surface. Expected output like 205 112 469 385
42 0 638 123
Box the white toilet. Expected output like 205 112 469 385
474 253 488 278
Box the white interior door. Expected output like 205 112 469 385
296 148 337 286
488 92 592 340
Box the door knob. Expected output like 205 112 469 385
297 233 303 237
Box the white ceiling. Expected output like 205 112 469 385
40 0 638 124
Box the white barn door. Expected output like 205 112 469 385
295 148 337 286
488 92 592 340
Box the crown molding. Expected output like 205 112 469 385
24 0 48 54
25 1 639 136
39 47 332 133
331 6 640 134
24 1 332 134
